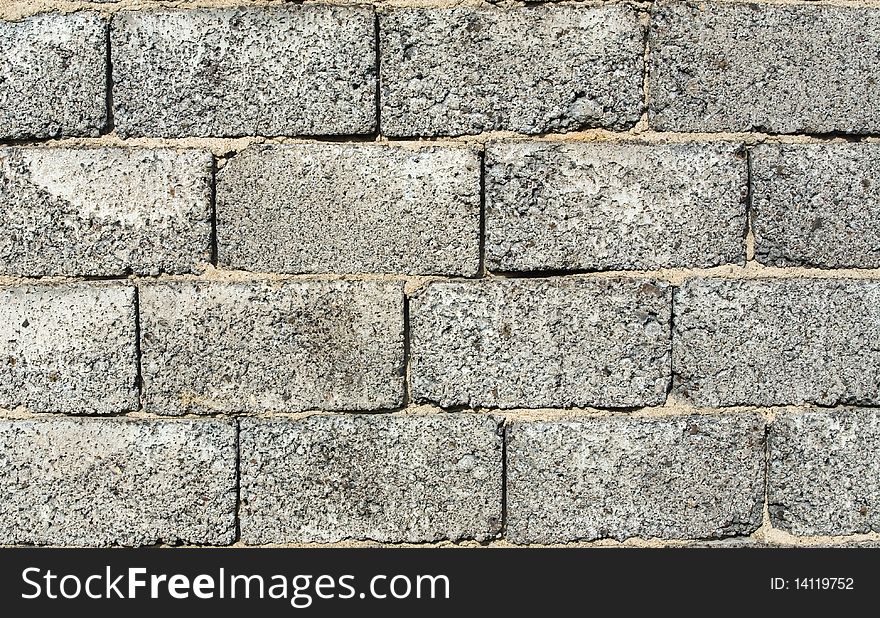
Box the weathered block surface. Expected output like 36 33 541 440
674 278 880 406
0 283 137 414
112 6 376 137
0 147 212 276
411 278 672 409
217 144 480 275
751 144 880 269
649 2 880 133
380 6 643 136
507 414 765 543
0 12 106 138
770 409 880 536
0 418 237 546
139 280 405 415
486 141 747 271
240 414 503 543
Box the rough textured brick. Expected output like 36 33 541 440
0 418 236 546
649 2 880 133
140 280 404 415
112 6 375 137
411 278 671 409
751 144 880 269
507 414 765 543
240 414 502 543
217 144 480 276
380 6 643 137
0 12 106 138
0 283 137 415
769 409 880 536
674 278 880 407
486 141 747 271
0 147 212 276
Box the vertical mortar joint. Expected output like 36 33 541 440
103 18 115 135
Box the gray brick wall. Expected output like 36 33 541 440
2 0 878 548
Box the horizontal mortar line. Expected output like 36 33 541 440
0 270 418 287
4 129 880 151
4 0 880 19
496 405 774 422
476 263 880 283
0 409 143 420
0 0 655 21
0 402 872 422
642 0 880 8
0 133 386 151
5 528 880 550
6 263 880 289
0 407 417 421
756 524 880 546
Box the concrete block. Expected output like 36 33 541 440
752 143 880 268
650 2 880 133
139 280 405 414
112 6 376 137
0 283 137 414
769 409 880 535
380 6 643 136
0 147 212 276
674 278 880 406
486 141 747 271
217 143 480 276
240 413 503 543
411 278 672 409
0 418 236 546
0 12 106 138
507 414 766 542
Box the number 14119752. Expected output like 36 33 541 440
771 577 854 590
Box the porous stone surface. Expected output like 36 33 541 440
139 280 405 415
0 283 137 414
111 6 376 137
410 278 672 409
485 141 747 271
380 6 644 136
751 143 880 268
0 418 237 546
239 414 503 543
649 2 880 133
217 143 480 275
506 414 766 543
674 278 880 406
769 409 880 536
0 147 213 276
0 11 106 138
